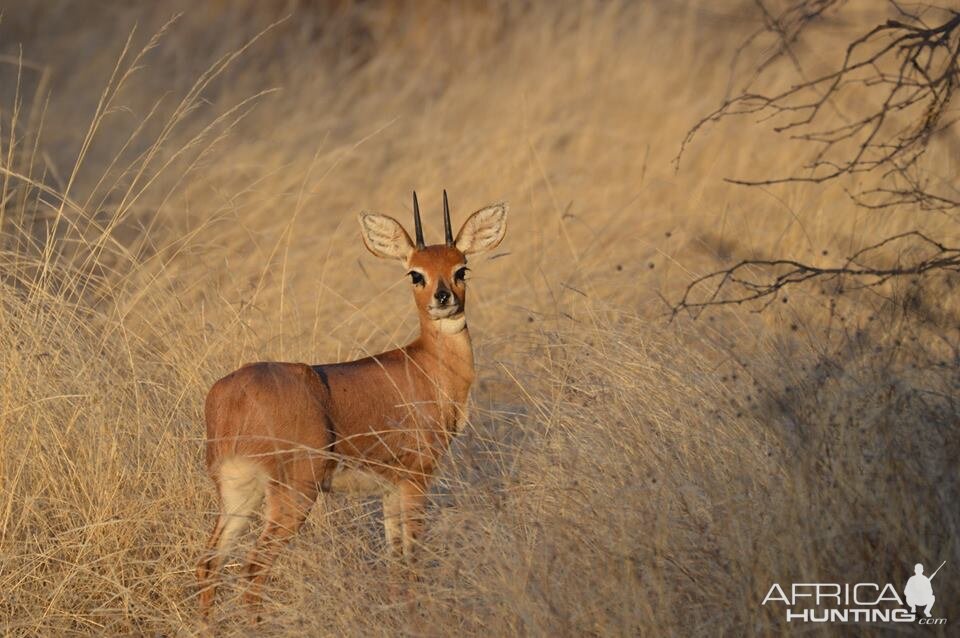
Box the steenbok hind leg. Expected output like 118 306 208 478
242 480 317 623
197 459 266 617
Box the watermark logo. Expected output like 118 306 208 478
762 561 947 625
905 562 940 618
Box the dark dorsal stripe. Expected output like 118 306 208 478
311 365 338 492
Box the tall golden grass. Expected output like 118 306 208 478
0 1 957 635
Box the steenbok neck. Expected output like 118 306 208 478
417 315 473 358
436 314 467 336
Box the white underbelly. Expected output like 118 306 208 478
328 465 395 496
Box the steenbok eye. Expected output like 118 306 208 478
454 267 469 283
409 271 425 286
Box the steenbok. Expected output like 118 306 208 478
196 191 507 620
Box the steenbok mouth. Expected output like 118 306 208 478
428 306 462 320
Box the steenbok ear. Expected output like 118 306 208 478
455 203 508 255
359 213 415 261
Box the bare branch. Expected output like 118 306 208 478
672 2 960 317
677 5 960 209
671 232 960 318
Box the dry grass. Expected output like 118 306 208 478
0 1 957 635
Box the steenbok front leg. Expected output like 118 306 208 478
383 490 403 558
399 480 427 565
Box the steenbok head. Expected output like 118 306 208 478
359 191 507 332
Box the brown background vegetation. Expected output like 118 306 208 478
0 1 956 635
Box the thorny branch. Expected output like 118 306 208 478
672 2 960 316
